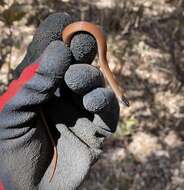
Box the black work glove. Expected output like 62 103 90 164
0 12 119 190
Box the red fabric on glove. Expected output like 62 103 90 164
0 63 39 112
0 180 5 190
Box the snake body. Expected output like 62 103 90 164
62 21 129 106
46 21 129 182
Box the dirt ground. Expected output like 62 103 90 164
1 0 184 189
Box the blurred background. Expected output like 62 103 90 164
0 0 184 189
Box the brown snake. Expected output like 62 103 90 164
62 21 129 106
43 21 129 182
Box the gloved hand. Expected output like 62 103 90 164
0 12 119 190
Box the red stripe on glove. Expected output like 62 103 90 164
0 63 40 112
0 180 5 190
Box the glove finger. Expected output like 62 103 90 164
0 41 72 123
13 12 72 79
38 41 72 78
70 32 97 64
64 64 105 95
83 88 120 132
